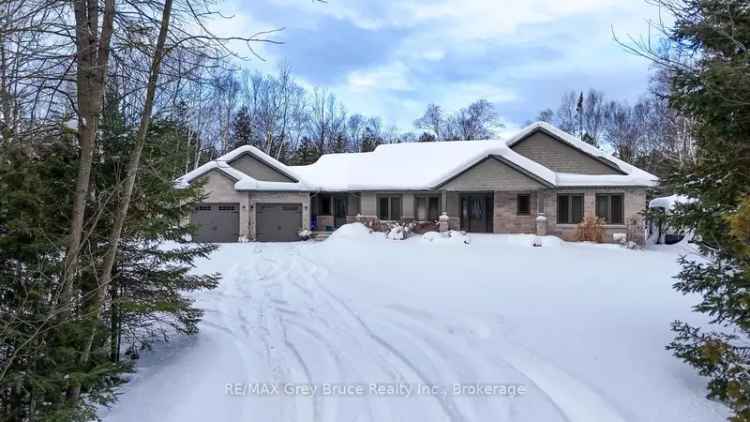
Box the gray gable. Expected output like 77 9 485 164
511 131 623 175
439 157 547 191
229 152 296 183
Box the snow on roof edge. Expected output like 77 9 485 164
507 122 659 183
218 145 303 182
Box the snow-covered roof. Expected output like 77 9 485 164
175 146 312 192
292 140 557 191
506 122 657 184
175 122 658 192
293 121 657 190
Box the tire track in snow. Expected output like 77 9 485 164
293 250 467 422
285 249 408 386
248 246 316 422
381 305 570 422
371 308 514 421
385 306 626 422
280 251 399 422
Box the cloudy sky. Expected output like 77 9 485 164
212 0 662 134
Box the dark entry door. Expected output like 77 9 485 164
191 203 240 242
333 196 348 228
256 203 302 242
460 194 493 233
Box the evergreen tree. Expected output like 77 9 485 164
0 113 218 420
360 127 382 152
94 118 219 357
654 1 750 420
231 105 254 148
418 132 437 142
288 137 320 165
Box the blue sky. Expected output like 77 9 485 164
211 0 662 134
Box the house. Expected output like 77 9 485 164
175 122 658 243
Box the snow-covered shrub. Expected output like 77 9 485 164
612 233 627 244
386 226 406 240
297 229 312 240
575 216 604 243
385 221 415 240
422 230 470 246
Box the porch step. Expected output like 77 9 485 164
310 231 333 241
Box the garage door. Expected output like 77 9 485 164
191 203 240 242
256 203 302 242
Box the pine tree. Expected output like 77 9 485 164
655 1 750 420
231 105 254 148
288 137 321 165
0 112 219 420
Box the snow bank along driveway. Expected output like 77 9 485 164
104 226 728 422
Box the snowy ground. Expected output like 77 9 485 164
103 225 728 422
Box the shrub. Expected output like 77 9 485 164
575 216 605 243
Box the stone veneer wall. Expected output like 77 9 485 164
492 191 539 234
540 187 647 244
350 187 648 245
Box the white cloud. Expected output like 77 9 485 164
222 0 662 131
346 62 412 93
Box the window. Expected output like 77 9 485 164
596 194 624 224
319 195 331 215
377 195 402 220
517 194 530 215
415 195 441 221
557 194 584 224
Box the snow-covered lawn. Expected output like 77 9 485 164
103 225 728 422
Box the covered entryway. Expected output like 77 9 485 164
192 203 240 242
460 193 494 233
256 203 303 242
333 195 348 228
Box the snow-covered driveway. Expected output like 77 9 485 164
104 226 728 422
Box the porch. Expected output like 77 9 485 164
309 193 361 232
309 190 544 235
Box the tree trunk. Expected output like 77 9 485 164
78 0 174 371
109 277 120 362
60 0 116 316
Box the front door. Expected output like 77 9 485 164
460 194 493 233
334 196 348 228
